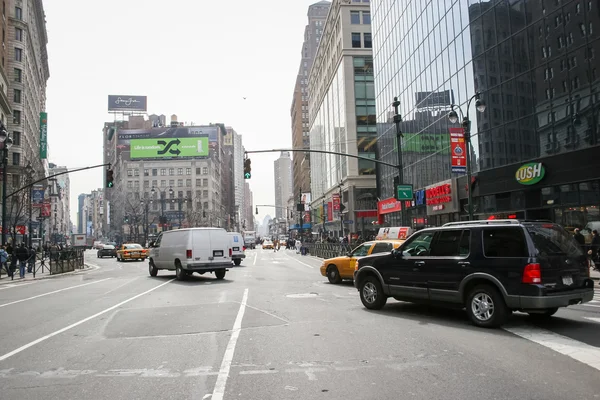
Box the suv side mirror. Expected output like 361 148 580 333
392 248 403 259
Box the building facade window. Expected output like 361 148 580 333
12 110 20 124
12 152 19 165
15 27 22 41
14 47 21 61
12 131 20 146
351 32 361 48
14 6 21 20
14 68 21 82
350 11 360 24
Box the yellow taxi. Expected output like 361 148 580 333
320 240 405 284
116 243 148 262
262 239 274 249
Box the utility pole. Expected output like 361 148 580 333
338 182 344 240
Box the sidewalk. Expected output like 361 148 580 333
0 259 94 284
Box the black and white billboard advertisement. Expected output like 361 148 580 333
108 95 147 112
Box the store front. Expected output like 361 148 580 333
424 178 461 226
460 146 600 231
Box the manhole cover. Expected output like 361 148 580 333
286 293 318 298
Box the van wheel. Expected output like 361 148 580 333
215 269 226 280
234 259 241 266
149 260 158 277
327 265 342 284
175 262 186 281
466 285 509 328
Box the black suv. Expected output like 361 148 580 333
353 220 595 328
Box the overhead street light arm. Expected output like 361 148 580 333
244 148 399 169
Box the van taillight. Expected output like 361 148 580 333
522 263 541 284
186 250 192 259
229 248 232 257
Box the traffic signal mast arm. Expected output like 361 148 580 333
244 148 399 169
6 163 112 199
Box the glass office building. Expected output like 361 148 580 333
372 0 600 229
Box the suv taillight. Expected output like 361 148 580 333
229 248 232 257
186 250 192 259
522 263 541 284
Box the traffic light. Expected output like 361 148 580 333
255 207 258 215
106 169 114 188
244 158 251 179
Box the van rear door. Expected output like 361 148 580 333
524 222 588 290
191 229 212 263
209 229 231 263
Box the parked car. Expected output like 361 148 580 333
320 239 405 284
353 220 595 328
116 243 148 262
148 227 234 280
97 244 117 258
228 232 246 266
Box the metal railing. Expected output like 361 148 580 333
304 242 353 259
48 248 85 275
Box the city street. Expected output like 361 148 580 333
0 249 599 399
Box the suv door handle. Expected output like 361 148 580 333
414 261 425 266
458 261 470 267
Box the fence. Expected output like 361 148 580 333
304 242 353 259
47 248 86 275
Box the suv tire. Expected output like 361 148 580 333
149 260 158 277
359 276 387 310
466 284 509 328
327 265 342 284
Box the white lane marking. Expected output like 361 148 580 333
239 369 277 375
0 278 112 308
0 282 35 290
504 326 600 371
218 291 227 303
211 288 249 400
0 279 174 362
102 277 139 296
253 252 257 266
284 254 313 269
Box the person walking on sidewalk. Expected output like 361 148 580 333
0 246 10 277
27 246 36 273
15 243 29 278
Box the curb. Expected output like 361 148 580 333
0 263 98 285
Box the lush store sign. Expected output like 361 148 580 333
515 162 545 185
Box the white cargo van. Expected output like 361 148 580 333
228 232 246 266
148 227 233 280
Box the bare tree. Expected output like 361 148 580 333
6 188 29 244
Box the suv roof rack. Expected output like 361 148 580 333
442 220 521 227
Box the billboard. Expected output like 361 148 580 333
301 193 311 211
449 128 467 173
130 137 209 159
39 112 48 159
108 95 147 112
415 90 454 109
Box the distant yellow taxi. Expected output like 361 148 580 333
320 240 405 284
262 240 274 249
116 243 148 262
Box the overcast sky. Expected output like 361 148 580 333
44 0 319 227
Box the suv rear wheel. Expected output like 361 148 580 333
465 284 509 328
359 276 387 310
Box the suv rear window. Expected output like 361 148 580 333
483 227 528 258
525 223 583 257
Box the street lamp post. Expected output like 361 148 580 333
151 186 173 231
392 97 406 227
338 182 344 239
24 163 34 248
171 196 188 228
140 199 149 246
448 92 487 221
0 124 13 246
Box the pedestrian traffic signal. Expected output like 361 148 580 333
244 158 251 179
106 169 114 188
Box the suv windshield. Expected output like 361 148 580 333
525 223 583 257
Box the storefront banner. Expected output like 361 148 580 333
425 179 459 215
332 194 340 211
378 198 402 215
449 127 467 173
327 201 333 221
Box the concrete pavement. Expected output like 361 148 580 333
0 249 598 399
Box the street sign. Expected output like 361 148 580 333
396 184 413 201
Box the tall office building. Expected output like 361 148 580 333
5 0 49 182
244 181 254 231
291 1 330 198
232 129 245 231
372 0 600 228
274 151 293 219
308 0 377 238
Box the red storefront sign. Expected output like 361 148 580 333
327 201 333 221
15 225 26 235
426 183 452 205
41 202 51 217
449 127 467 173
377 198 402 215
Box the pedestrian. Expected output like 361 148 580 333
15 243 29 278
27 246 36 273
591 230 600 262
0 245 10 277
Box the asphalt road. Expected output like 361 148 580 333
0 249 599 399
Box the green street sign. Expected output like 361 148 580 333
130 137 209 159
396 184 413 201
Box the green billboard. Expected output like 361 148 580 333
130 137 209 159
